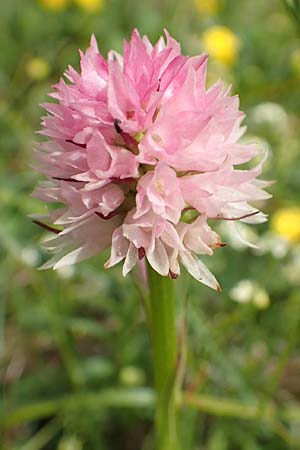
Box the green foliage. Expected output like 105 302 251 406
1 0 300 449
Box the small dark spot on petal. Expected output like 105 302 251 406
114 118 123 134
126 110 135 119
157 78 161 92
169 270 179 279
138 247 146 260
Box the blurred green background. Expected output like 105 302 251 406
1 0 300 449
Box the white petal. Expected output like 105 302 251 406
180 252 220 291
242 211 268 224
39 253 63 270
165 246 180 276
146 239 169 276
53 245 96 269
105 226 129 268
226 220 259 249
161 222 185 251
123 243 138 276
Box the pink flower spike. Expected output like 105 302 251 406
33 29 270 290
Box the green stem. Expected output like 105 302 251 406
147 265 179 450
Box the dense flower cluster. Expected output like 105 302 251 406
33 29 270 289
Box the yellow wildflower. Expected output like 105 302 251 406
25 57 50 81
39 0 69 11
194 0 219 16
272 207 300 243
202 26 241 66
73 0 104 12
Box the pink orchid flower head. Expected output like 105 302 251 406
33 29 270 290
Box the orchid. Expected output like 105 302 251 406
33 29 270 291
32 29 271 450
